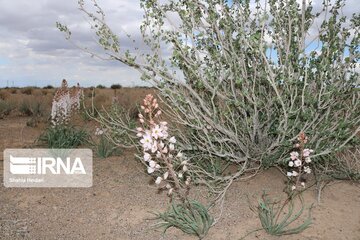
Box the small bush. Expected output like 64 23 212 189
96 84 106 89
43 85 54 89
19 100 45 117
21 87 33 95
110 84 122 89
0 91 10 100
0 100 16 118
10 89 17 94
38 125 90 148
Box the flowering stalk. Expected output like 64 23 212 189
287 132 313 191
137 94 190 202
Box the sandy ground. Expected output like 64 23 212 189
0 107 359 239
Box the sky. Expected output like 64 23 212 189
0 0 358 88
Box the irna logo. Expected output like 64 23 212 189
9 155 86 175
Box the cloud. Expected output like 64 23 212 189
0 0 145 88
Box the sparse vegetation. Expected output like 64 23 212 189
96 84 106 89
0 100 16 119
95 135 119 158
154 200 213 239
19 100 45 117
21 87 34 95
0 91 10 100
254 193 312 236
38 125 90 148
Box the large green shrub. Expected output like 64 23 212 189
58 0 359 185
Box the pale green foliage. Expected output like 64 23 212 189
58 0 360 184
153 200 213 239
255 193 312 236
0 100 16 118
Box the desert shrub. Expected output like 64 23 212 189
0 100 16 118
19 100 45 117
96 84 106 89
38 125 90 148
21 87 33 95
41 89 48 95
58 0 359 188
43 85 54 89
10 88 17 94
0 91 10 100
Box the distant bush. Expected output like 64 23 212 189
110 84 122 89
43 85 54 89
21 87 33 95
10 89 17 94
0 100 16 119
38 125 90 148
19 100 45 117
0 91 10 100
96 84 106 89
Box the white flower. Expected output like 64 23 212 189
176 152 183 158
290 151 299 160
163 171 169 180
183 165 188 172
301 182 306 187
303 149 313 157
152 125 163 139
292 171 299 176
140 134 152 151
162 147 168 154
95 128 104 136
166 184 171 189
149 160 156 168
159 141 165 149
144 153 151 162
136 132 143 137
291 185 296 191
181 160 188 165
178 172 183 178
304 166 311 174
287 172 293 177
147 167 155 174
294 159 302 167
155 177 162 185
288 161 294 167
168 188 173 196
305 157 311 163
185 177 191 186
156 151 161 158
151 142 158 153
169 143 175 151
169 136 176 144
136 127 143 132
155 164 161 169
